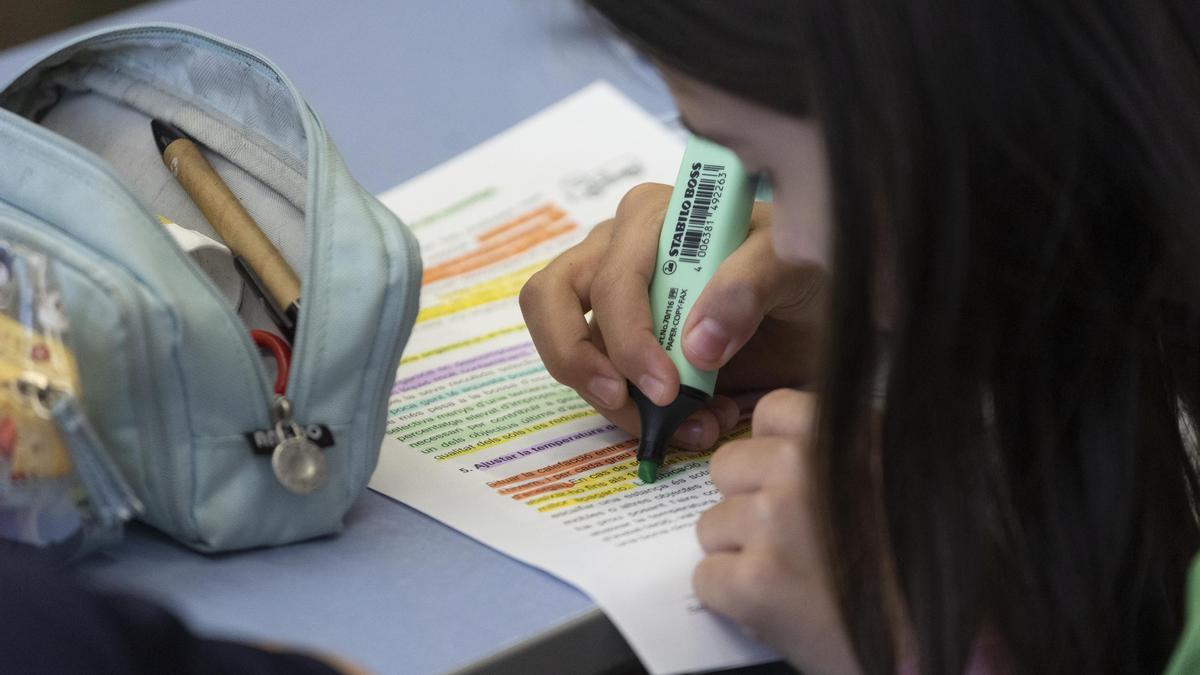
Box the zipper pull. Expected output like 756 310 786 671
15 373 143 529
269 396 328 495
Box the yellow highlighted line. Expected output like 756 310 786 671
527 448 720 512
524 459 639 506
416 260 548 324
399 324 527 365
537 483 637 512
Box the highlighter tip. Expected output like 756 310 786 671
639 460 659 484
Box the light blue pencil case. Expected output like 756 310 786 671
0 24 422 552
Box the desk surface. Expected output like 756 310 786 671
0 2 676 673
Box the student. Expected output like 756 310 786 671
519 2 1200 673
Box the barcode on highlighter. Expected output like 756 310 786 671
678 164 723 264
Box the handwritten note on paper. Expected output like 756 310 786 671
370 82 776 674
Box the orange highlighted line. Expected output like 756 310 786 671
508 482 574 501
423 217 576 285
422 202 576 286
478 203 565 242
485 440 636 489
498 448 636 496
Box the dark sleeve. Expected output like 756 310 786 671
0 554 340 675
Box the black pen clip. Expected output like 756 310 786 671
233 255 296 343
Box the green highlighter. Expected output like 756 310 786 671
633 136 757 483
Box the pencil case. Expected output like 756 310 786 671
0 24 422 552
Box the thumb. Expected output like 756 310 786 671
681 225 819 371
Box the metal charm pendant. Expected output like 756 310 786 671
271 435 328 495
268 396 328 494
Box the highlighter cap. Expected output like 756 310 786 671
631 383 708 482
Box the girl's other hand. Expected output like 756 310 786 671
694 389 860 674
519 183 825 450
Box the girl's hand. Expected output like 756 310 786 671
519 183 826 450
694 389 860 675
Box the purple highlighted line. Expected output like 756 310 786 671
393 342 539 393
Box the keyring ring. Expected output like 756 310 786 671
251 330 291 395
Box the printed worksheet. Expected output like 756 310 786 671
371 82 776 674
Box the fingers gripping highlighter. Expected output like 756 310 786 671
633 136 756 483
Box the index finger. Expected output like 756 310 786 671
590 184 680 406
520 224 627 409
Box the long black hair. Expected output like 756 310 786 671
588 2 1200 673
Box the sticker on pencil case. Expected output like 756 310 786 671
0 249 79 481
0 241 131 548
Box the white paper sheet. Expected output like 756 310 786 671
370 82 777 674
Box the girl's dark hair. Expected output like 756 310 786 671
589 1 1200 673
